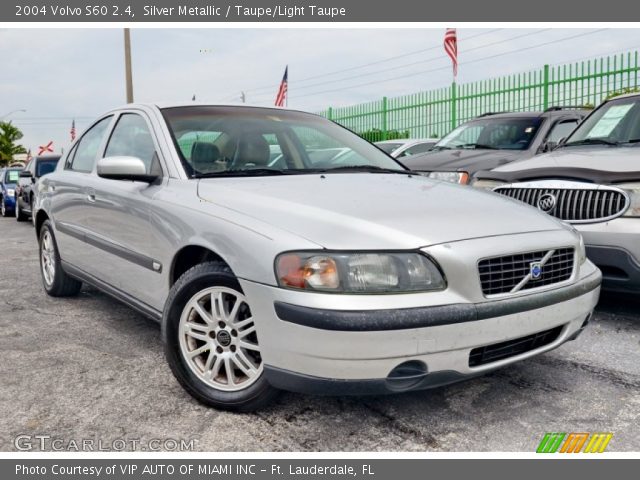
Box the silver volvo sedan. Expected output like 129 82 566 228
34 104 601 411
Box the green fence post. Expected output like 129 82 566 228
381 96 388 140
451 82 457 130
543 64 550 110
327 106 333 121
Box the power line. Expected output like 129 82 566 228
218 29 504 100
250 28 553 99
288 29 609 101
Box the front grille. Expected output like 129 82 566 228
478 248 574 296
468 325 564 367
494 186 628 223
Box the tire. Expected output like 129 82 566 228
1 197 9 217
162 261 278 412
31 198 36 227
15 199 28 222
39 220 83 297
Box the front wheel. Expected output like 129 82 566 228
162 262 278 412
39 220 83 296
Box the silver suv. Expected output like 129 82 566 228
474 93 640 294
35 104 600 411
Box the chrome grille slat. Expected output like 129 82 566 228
494 185 628 223
478 248 575 296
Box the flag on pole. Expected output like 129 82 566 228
38 141 54 156
70 119 76 141
444 28 458 78
275 66 288 107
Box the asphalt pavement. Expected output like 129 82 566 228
1 218 638 452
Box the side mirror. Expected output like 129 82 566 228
19 171 32 178
97 156 158 183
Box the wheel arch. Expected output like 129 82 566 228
35 209 50 237
169 244 234 287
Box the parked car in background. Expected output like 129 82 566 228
473 93 640 294
35 103 600 411
15 155 61 222
375 138 439 158
0 167 22 217
403 107 589 184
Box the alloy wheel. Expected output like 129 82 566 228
41 230 56 286
178 286 262 391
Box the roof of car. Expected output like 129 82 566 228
472 108 590 120
109 102 315 116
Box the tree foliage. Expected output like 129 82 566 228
0 121 27 166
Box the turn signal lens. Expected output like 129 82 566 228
277 254 339 291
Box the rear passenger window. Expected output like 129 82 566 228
67 116 112 172
105 114 158 173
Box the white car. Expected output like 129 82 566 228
376 138 439 159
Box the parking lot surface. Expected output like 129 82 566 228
0 219 639 452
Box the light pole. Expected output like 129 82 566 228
0 109 26 120
124 28 134 103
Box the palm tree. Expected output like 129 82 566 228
0 121 27 166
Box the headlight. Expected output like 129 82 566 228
275 251 446 293
470 179 506 190
427 171 469 184
6 189 15 197
619 182 640 218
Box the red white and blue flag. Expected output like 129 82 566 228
275 66 288 107
70 119 76 141
444 28 458 78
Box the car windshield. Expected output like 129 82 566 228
36 160 58 177
564 96 640 146
5 170 20 183
161 106 407 177
376 142 403 154
435 117 544 151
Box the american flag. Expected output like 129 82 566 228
275 66 288 107
70 119 76 141
444 28 458 78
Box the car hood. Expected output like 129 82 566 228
197 173 562 250
402 148 528 173
482 146 640 183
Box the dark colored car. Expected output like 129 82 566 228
402 107 589 184
0 167 22 217
15 155 61 222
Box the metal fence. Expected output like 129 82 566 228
317 51 640 142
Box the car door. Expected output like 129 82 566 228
82 111 167 310
49 115 114 274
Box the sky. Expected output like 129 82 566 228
1 27 640 153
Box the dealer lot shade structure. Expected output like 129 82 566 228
473 92 640 294
35 103 600 410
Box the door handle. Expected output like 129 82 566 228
87 193 96 203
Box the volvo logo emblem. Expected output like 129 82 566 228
530 262 543 280
216 330 232 347
537 193 557 213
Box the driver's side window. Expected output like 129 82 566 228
105 113 158 174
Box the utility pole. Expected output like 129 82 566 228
124 28 134 103
240 91 246 103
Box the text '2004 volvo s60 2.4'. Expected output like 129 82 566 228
34 104 602 411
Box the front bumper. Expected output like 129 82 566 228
577 217 640 293
240 263 601 395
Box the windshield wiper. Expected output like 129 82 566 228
193 168 290 178
563 138 620 147
315 165 411 175
453 143 498 150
